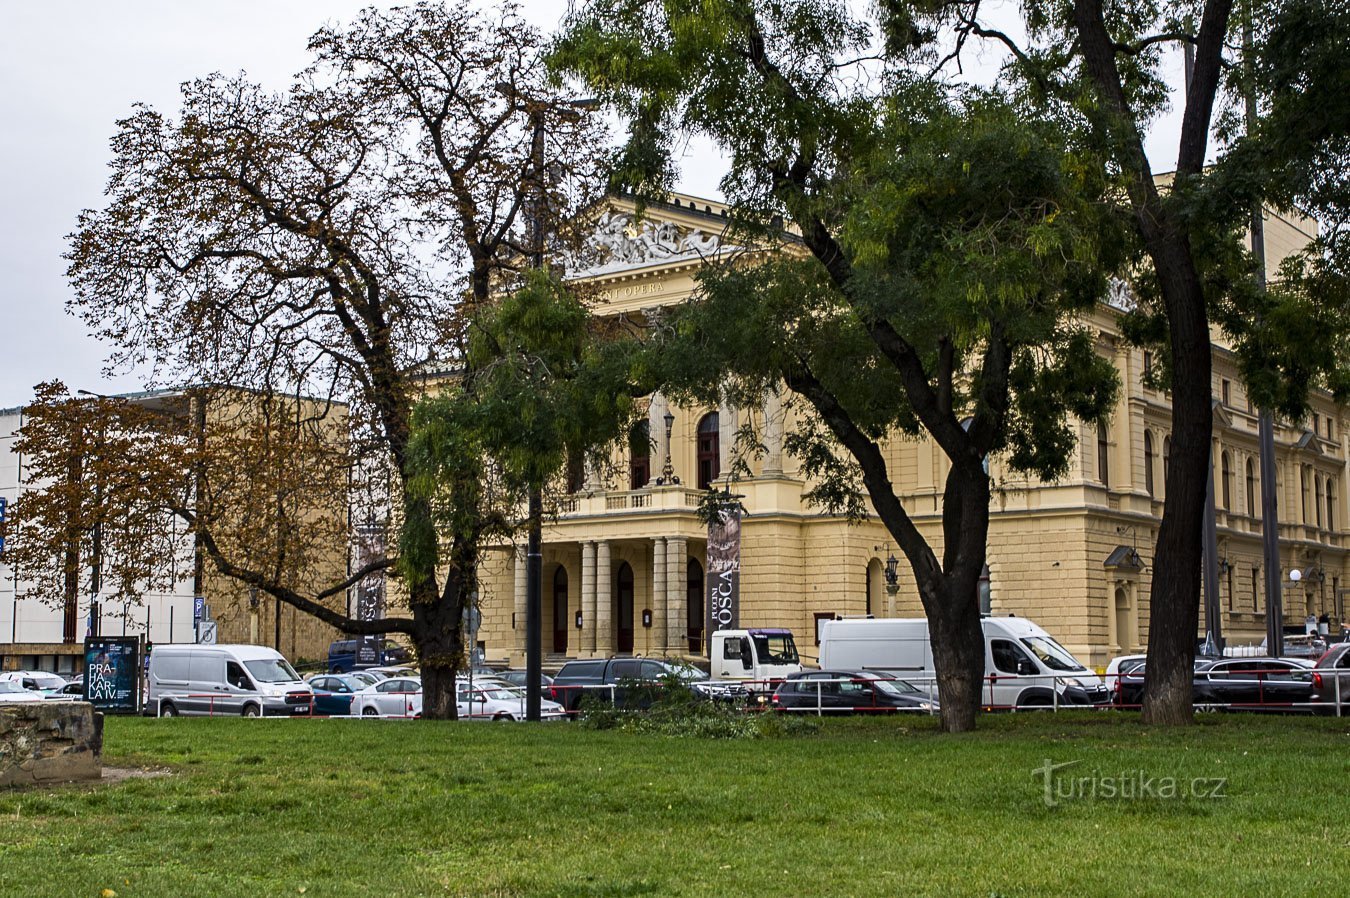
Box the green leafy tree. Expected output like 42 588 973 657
553 3 1123 732
916 0 1350 724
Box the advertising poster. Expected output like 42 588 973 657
354 524 387 666
83 636 141 714
705 507 742 637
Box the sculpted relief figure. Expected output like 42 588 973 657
578 211 725 273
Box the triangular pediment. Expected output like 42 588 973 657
1103 545 1145 571
1294 429 1323 454
1211 399 1234 428
567 193 744 278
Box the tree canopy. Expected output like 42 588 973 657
554 0 1124 731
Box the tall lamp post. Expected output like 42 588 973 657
75 389 110 639
506 84 598 722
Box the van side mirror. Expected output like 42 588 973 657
1017 660 1038 676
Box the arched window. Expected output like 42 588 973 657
1097 422 1109 486
696 412 720 490
566 453 585 493
1302 466 1312 523
1316 475 1324 528
1143 430 1155 497
1221 451 1233 510
629 420 650 490
1246 458 1256 518
1162 435 1171 493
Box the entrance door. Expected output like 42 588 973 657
616 563 634 653
687 558 705 654
552 567 569 654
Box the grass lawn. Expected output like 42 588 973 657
0 712 1346 897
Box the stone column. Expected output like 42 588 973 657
581 541 596 655
651 537 668 654
513 547 528 658
762 389 784 475
596 541 613 654
666 536 687 654
649 392 670 486
718 397 736 479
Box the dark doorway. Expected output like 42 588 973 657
687 558 705 654
629 420 651 490
616 562 635 653
552 566 569 654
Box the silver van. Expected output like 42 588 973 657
147 644 312 717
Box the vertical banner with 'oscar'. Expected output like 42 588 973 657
706 508 741 639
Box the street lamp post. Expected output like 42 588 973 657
76 389 109 638
507 84 598 723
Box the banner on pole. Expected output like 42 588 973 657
354 524 387 666
705 508 741 637
83 636 141 714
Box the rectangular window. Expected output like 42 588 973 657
1222 379 1231 406
1253 566 1262 613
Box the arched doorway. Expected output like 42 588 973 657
687 558 705 654
552 566 569 654
866 558 884 616
1114 586 1133 653
615 562 635 653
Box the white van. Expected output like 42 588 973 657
818 615 1109 709
147 644 313 717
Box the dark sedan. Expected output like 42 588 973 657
1120 658 1314 711
770 671 937 714
1194 658 1315 711
305 674 370 715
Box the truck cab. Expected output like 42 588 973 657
709 629 803 686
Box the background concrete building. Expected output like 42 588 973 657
472 194 1340 670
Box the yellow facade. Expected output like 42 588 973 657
473 195 1342 670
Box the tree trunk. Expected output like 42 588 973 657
412 576 466 720
926 584 986 732
1141 257 1211 726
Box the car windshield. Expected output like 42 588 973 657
751 633 799 665
1020 636 1086 672
0 682 28 694
243 658 301 683
663 662 708 683
478 687 523 701
867 676 920 696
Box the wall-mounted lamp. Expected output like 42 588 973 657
574 610 583 630
642 609 652 628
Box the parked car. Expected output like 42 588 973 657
0 681 46 703
1114 657 1215 707
1193 658 1315 712
305 674 371 715
495 670 554 691
352 676 423 718
0 671 69 694
457 680 567 721
770 671 937 714
550 658 732 712
1311 642 1350 713
326 639 414 673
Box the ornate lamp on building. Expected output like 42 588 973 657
884 550 899 616
656 409 680 485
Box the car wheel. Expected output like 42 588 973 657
1016 693 1053 711
242 703 261 718
160 701 179 718
361 707 378 717
493 713 514 722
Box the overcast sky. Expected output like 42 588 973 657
0 2 1188 410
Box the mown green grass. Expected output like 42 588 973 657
0 713 1346 897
